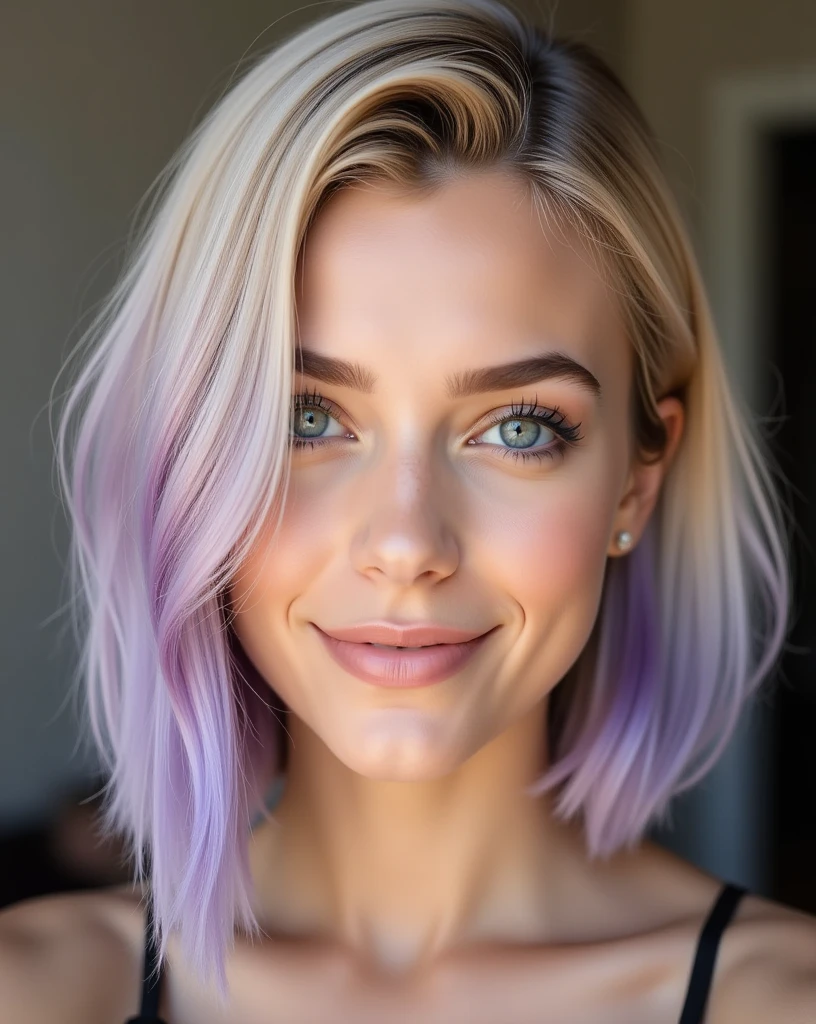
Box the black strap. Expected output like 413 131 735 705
677 881 748 1024
124 894 167 1024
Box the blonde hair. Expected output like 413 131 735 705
54 0 791 996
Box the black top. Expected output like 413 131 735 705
125 880 748 1024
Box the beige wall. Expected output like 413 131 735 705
527 0 626 76
624 0 816 244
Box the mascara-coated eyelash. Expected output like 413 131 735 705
289 390 584 463
291 389 341 420
470 398 584 463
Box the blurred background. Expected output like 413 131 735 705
1 0 815 912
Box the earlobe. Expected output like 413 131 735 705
608 396 685 557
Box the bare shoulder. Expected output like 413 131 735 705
709 890 816 1023
0 883 147 1024
603 844 816 1023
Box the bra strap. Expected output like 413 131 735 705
678 881 748 1024
124 892 165 1023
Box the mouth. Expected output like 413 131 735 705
311 624 497 688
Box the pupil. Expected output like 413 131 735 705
295 407 328 438
499 418 540 449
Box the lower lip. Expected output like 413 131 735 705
313 626 494 688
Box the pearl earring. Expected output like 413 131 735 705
615 530 633 552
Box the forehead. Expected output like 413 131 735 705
295 170 628 384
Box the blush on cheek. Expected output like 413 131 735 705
482 484 609 584
517 533 603 636
501 500 610 699
481 485 612 672
239 480 341 601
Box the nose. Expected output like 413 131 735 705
349 449 460 587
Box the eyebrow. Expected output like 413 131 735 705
294 347 602 401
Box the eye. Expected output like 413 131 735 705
290 390 351 449
288 390 584 464
469 398 583 464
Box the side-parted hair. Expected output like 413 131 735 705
53 0 791 996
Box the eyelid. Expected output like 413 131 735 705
475 397 571 431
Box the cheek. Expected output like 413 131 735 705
472 469 614 610
466 452 619 697
233 473 338 607
228 471 356 701
226 477 317 630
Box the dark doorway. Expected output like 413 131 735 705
766 126 816 913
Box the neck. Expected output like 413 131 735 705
247 698 596 976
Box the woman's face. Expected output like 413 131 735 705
229 169 648 781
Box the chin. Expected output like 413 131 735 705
331 723 475 782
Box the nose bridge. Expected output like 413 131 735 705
363 439 442 533
350 432 459 583
386 442 433 504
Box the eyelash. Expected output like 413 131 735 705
290 389 584 464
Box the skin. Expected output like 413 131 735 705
3 168 816 1024
229 167 685 975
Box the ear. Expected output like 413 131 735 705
608 396 685 557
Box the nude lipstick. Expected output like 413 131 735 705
312 621 495 688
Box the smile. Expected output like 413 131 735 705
312 625 496 688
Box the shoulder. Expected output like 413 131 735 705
708 890 816 1023
602 845 816 1022
0 883 147 1024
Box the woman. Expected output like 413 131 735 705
3 0 815 1020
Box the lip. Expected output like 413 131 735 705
312 622 496 688
319 622 488 646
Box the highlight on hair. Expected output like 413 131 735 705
52 0 792 997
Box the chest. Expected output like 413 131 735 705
147 937 705 1024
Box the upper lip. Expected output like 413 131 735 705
316 622 491 646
